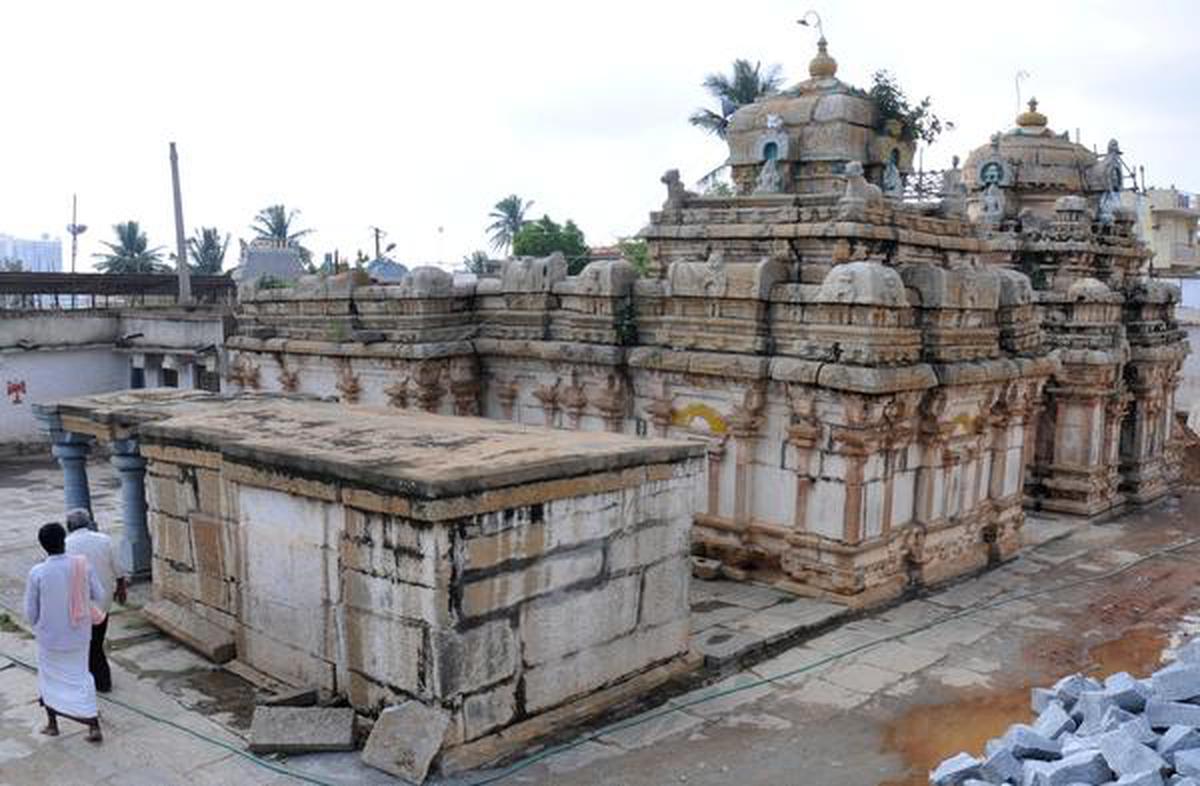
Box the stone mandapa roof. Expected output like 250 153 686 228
38 390 704 503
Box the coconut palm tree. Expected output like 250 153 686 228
188 227 230 274
93 222 169 274
688 59 783 139
486 195 534 256
251 204 313 263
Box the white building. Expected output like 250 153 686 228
0 233 63 272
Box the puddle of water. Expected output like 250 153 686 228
878 684 1031 786
878 627 1170 786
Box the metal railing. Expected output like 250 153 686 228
0 272 236 311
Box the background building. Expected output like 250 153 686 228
1122 187 1200 276
0 233 62 272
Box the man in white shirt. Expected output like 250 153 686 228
64 508 128 694
24 521 105 742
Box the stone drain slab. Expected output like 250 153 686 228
688 579 848 667
247 706 356 754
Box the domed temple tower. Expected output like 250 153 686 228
962 100 1189 515
223 37 1187 608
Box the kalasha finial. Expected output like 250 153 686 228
1016 96 1048 129
799 11 837 79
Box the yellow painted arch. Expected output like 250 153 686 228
672 402 728 435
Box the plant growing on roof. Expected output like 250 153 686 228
868 70 948 145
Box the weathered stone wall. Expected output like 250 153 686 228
134 402 702 758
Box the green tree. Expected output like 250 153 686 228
462 250 489 275
187 227 230 274
616 237 649 276
0 258 22 272
93 222 169 274
868 70 948 145
251 204 314 264
512 216 589 275
689 59 783 139
486 195 534 255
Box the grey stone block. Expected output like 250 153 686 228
1177 640 1200 666
690 626 763 667
1021 749 1111 785
1113 771 1164 786
1153 664 1200 702
1076 690 1116 734
1117 715 1160 746
1095 728 1166 777
1178 748 1200 777
362 702 451 783
1053 674 1092 707
1106 672 1151 713
1006 724 1063 761
141 599 235 663
980 746 1023 783
1158 725 1200 765
1146 699 1200 729
1171 776 1200 786
247 706 356 754
929 751 981 785
1033 688 1058 714
1034 703 1076 740
1103 706 1139 732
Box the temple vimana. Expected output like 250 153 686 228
29 32 1191 780
226 39 1187 600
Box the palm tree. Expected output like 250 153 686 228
688 59 783 139
188 227 230 275
93 222 169 274
462 250 489 275
250 204 313 263
486 195 534 256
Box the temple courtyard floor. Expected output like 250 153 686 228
1 457 1199 786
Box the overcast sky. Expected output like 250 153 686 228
1 0 1197 272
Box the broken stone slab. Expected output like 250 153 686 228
929 751 981 785
1102 706 1140 733
1053 674 1099 709
1158 725 1200 765
1020 749 1111 785
1075 690 1116 734
362 702 451 783
1147 699 1200 729
1172 777 1200 786
1095 728 1166 778
1153 664 1200 702
1117 715 1160 746
260 686 319 708
141 599 234 663
247 706 356 754
1005 724 1062 761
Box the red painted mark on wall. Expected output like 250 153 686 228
7 381 26 404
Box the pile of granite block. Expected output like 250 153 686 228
931 639 1200 785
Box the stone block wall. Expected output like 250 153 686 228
135 404 702 763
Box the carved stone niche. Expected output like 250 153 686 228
414 360 446 413
449 356 481 416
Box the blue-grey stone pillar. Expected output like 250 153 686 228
111 438 151 579
51 438 93 518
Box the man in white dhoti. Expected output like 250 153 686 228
65 508 127 693
23 522 105 742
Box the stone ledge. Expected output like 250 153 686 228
141 599 235 663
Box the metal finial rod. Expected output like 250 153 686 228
1015 70 1030 116
798 10 824 41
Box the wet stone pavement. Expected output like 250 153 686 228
1 457 1199 785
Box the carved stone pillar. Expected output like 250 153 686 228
111 438 150 578
52 436 94 518
645 380 673 438
495 380 519 421
705 439 727 517
727 385 765 529
533 378 562 428
593 374 627 433
786 388 821 533
562 372 588 430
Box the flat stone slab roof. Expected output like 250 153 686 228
39 389 703 500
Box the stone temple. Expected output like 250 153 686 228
24 33 1192 781
216 39 1187 605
